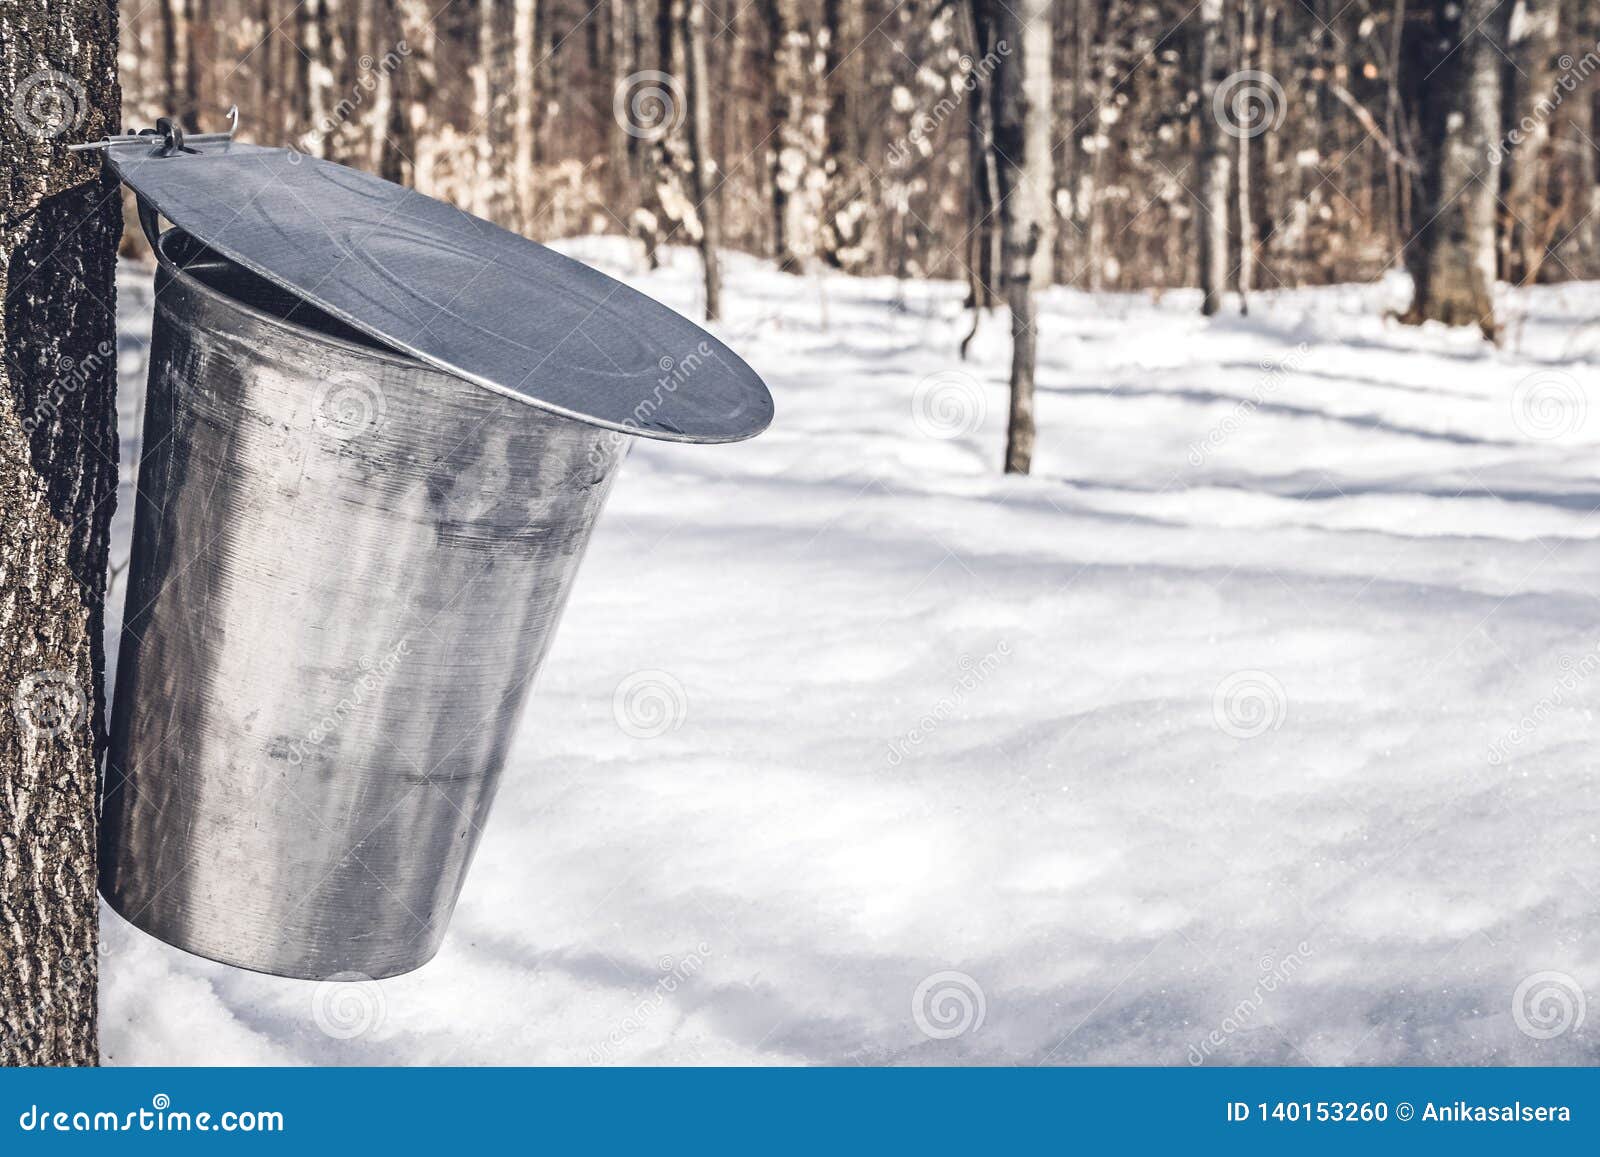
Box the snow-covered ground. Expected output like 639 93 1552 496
101 241 1600 1065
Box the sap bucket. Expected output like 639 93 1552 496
98 133 772 980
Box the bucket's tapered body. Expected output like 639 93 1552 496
101 233 627 979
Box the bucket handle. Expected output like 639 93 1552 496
135 194 163 254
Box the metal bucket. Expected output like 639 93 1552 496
101 229 628 979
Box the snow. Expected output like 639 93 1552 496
101 242 1600 1065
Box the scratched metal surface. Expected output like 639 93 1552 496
108 139 773 443
100 231 628 980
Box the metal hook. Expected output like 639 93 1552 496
68 105 241 154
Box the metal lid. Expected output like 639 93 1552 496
109 139 772 444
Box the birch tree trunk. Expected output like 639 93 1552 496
1400 0 1503 336
979 0 1053 475
474 0 498 218
1196 0 1230 315
1 0 121 1068
680 0 721 319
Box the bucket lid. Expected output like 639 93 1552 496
109 139 772 444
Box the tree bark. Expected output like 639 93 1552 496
964 0 1000 310
979 0 1053 475
680 0 721 319
474 0 498 219
1502 0 1560 284
1400 0 1504 337
759 0 805 273
1 0 121 1068
1196 0 1230 315
1236 0 1254 314
512 0 539 232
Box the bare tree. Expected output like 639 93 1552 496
759 0 808 273
1 0 121 1068
1400 0 1504 337
680 0 721 318
512 0 540 231
977 0 1054 474
1235 0 1254 314
1195 0 1230 315
1501 0 1561 285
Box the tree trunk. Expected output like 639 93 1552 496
1502 0 1560 284
818 0 855 269
963 0 1000 309
979 0 1053 475
1400 0 1503 337
680 0 721 319
1 0 121 1068
512 0 539 232
474 0 498 218
1236 0 1254 314
608 0 637 212
759 0 804 273
1196 0 1230 315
